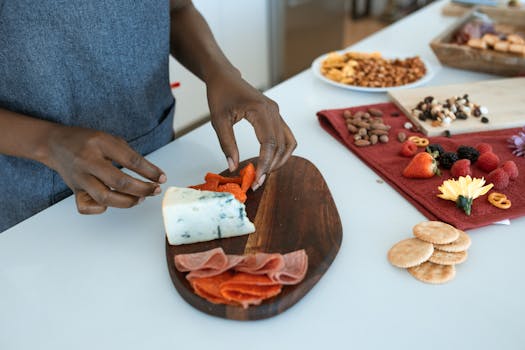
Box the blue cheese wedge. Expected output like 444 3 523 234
162 187 255 245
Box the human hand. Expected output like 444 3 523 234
45 126 166 214
206 73 297 190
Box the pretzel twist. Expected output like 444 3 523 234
488 192 512 209
407 136 429 147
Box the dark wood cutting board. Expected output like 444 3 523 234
165 156 342 320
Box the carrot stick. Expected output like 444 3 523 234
239 163 256 193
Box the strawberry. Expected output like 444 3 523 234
402 152 440 178
486 168 510 190
501 160 519 180
451 159 471 178
475 143 493 154
400 140 418 157
477 152 500 172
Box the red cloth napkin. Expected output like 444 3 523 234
317 102 525 231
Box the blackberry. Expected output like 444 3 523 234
439 152 458 169
457 145 480 163
427 143 445 156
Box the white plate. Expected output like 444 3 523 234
311 50 436 93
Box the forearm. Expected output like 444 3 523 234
169 0 240 83
0 108 56 165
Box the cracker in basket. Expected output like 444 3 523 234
407 261 456 284
429 250 468 266
413 221 459 244
434 229 471 253
387 238 434 268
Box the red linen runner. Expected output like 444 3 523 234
317 102 525 230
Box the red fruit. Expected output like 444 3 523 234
402 152 439 178
501 160 519 180
476 143 493 154
477 152 500 172
400 140 418 157
486 168 510 190
451 159 471 178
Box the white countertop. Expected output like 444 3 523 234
2 2 524 349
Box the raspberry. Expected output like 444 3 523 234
476 143 493 154
477 152 500 172
486 168 510 190
438 152 458 169
501 160 519 180
457 146 480 163
450 159 471 178
400 140 418 157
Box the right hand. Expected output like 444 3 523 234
45 126 166 214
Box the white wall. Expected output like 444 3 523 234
169 0 270 134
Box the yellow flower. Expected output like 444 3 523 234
437 176 493 215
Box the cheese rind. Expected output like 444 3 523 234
162 187 255 245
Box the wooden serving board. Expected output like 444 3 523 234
388 77 525 137
165 156 342 321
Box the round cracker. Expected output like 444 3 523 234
413 221 459 244
388 238 434 268
429 249 468 265
407 261 456 284
434 230 471 253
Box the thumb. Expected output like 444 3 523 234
211 115 240 172
75 190 107 215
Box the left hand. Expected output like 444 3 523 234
206 72 297 190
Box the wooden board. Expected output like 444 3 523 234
430 6 525 76
388 77 525 137
165 156 342 320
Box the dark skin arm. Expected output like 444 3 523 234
0 1 296 218
170 0 296 189
0 108 165 214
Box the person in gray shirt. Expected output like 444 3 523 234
0 0 296 232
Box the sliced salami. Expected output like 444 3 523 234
234 253 285 275
174 248 308 307
175 247 244 280
268 249 308 285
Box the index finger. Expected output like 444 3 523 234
253 132 277 190
104 137 167 183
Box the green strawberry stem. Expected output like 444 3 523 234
456 195 473 216
426 149 441 177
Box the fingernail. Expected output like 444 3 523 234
138 197 145 204
251 173 266 191
153 186 162 195
158 174 167 184
227 157 235 172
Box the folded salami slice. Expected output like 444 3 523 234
174 247 244 280
268 249 308 285
234 253 285 275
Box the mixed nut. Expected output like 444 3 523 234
321 51 427 88
411 94 489 127
343 108 391 147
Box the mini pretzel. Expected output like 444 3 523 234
408 136 429 147
488 192 512 209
